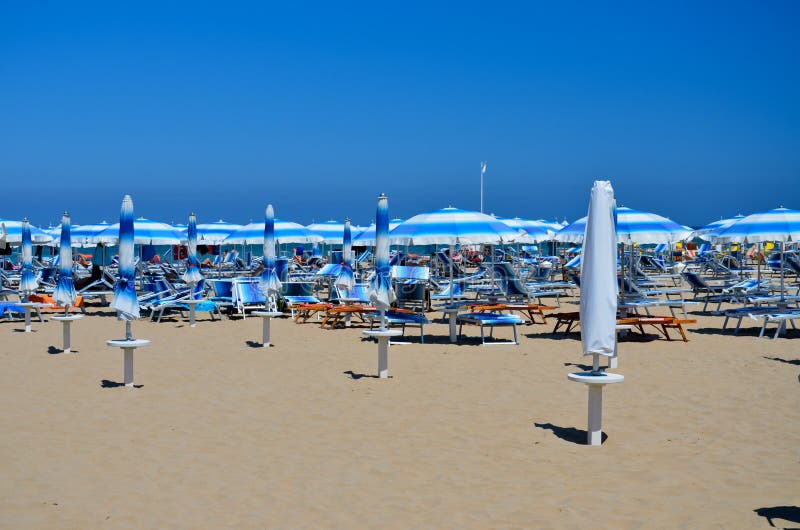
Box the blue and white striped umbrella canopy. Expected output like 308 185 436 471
352 219 403 245
182 213 203 284
306 220 346 244
224 219 323 245
390 207 521 245
259 205 282 296
554 206 692 244
67 221 112 247
18 219 39 295
333 219 356 290
537 219 567 232
110 195 140 321
0 218 53 245
91 217 184 245
713 207 800 243
194 220 243 243
494 217 554 243
693 214 745 241
53 212 77 308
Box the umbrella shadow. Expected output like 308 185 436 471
100 379 143 389
342 370 385 380
564 362 594 371
523 331 580 341
763 356 800 366
689 327 762 338
47 346 77 355
533 422 607 445
753 506 800 528
12 328 36 333
245 340 270 348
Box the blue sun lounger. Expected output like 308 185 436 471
457 312 522 345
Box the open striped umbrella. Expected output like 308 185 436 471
195 220 242 242
259 205 282 298
352 219 403 245
368 194 396 327
0 218 53 245
494 216 553 242
67 221 112 247
713 207 800 303
91 218 184 245
224 219 322 245
19 219 39 296
110 195 140 325
182 213 203 284
307 220 346 244
693 214 745 241
712 207 800 243
554 206 692 244
390 207 521 245
334 219 356 290
53 212 77 309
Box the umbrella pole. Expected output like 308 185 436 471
780 241 786 305
449 246 454 305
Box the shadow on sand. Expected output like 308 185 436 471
753 506 800 528
342 370 385 380
763 356 800 366
47 346 77 355
533 422 607 445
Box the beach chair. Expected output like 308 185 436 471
456 312 523 345
681 271 740 311
493 262 562 307
752 310 800 339
232 277 267 318
282 282 321 318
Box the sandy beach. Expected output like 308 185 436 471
1 301 798 529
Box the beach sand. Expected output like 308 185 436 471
1 301 798 529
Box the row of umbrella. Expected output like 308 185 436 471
4 207 799 251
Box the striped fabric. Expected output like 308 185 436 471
224 219 323 245
19 219 39 295
352 219 403 245
368 194 396 312
194 220 243 242
494 217 553 243
554 206 692 244
692 214 744 241
69 221 112 247
713 207 800 243
390 207 521 245
53 212 77 307
334 219 355 290
259 205 282 297
182 214 203 284
92 217 184 245
0 218 53 245
110 195 140 320
306 220 346 244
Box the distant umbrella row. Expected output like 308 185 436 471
1 205 799 248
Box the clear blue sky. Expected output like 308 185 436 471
1 1 798 229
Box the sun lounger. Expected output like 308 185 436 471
752 310 800 339
457 312 522 345
468 303 555 324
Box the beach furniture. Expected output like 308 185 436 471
468 302 555 325
682 271 740 311
551 311 696 341
232 277 267 318
281 282 321 318
27 293 86 314
492 262 562 307
456 312 522 345
751 310 800 339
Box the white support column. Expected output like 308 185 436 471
124 348 134 387
587 384 604 445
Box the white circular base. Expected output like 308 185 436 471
51 315 84 322
362 329 403 338
107 339 151 348
568 371 624 385
252 311 283 318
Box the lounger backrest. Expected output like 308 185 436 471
395 281 426 312
337 283 370 303
282 282 314 297
682 272 708 290
210 279 233 299
390 265 430 282
233 277 266 304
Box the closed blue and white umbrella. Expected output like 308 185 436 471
53 212 77 309
224 219 323 245
19 219 39 296
307 220 346 244
91 218 184 245
390 207 521 245
555 206 691 244
352 219 403 245
182 213 203 284
334 219 356 291
0 218 53 245
259 205 282 297
368 194 396 326
110 195 140 323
